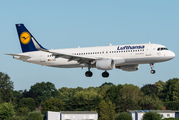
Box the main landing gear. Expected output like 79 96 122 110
102 71 109 78
85 65 93 77
150 63 156 74
85 65 109 78
85 71 93 77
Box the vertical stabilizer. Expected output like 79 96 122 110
16 24 46 53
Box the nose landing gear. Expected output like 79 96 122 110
150 63 156 74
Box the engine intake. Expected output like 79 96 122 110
96 59 114 70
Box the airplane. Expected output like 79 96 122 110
5 24 175 78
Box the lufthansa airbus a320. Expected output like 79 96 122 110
5 24 175 78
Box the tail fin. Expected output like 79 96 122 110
16 24 46 53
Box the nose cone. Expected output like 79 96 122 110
171 51 175 59
170 51 175 59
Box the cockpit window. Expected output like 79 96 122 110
157 47 168 51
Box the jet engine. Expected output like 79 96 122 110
116 64 139 71
96 59 114 70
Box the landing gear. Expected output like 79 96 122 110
85 64 93 77
151 70 156 74
102 71 109 78
150 63 156 74
85 71 93 77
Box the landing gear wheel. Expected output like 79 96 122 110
85 71 93 77
150 63 156 74
151 70 156 74
102 71 109 78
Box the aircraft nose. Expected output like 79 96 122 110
170 51 175 59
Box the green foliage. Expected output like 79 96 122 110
120 84 144 101
6 116 26 120
164 101 179 110
115 84 143 112
99 82 113 88
13 90 23 102
18 98 36 111
27 111 43 120
155 80 166 94
16 107 30 116
141 84 158 98
66 90 102 111
114 113 132 120
143 112 162 120
97 100 116 120
105 84 123 103
139 97 163 110
58 87 84 101
41 98 64 114
115 98 140 112
98 84 111 98
0 72 14 103
29 82 59 106
0 102 14 120
159 78 179 101
163 118 179 120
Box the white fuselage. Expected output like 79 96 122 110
15 43 175 70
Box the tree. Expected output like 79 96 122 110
160 78 179 101
119 84 143 102
18 98 36 111
7 116 27 120
97 100 116 120
58 87 84 102
16 107 30 116
143 112 162 120
115 98 140 112
114 113 132 120
164 101 179 110
141 84 158 98
29 82 59 106
41 98 65 115
66 91 102 111
99 82 113 88
0 72 14 103
27 111 43 120
104 84 123 103
139 97 163 110
0 102 14 120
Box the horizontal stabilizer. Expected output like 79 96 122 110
4 53 31 59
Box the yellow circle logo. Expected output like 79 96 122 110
20 32 31 44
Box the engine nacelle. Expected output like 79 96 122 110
96 59 114 70
116 64 139 71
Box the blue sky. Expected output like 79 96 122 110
0 1 179 90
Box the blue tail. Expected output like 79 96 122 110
16 24 46 53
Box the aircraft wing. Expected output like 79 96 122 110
4 53 31 60
32 38 99 64
41 48 96 64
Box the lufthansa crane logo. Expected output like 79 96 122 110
20 32 31 44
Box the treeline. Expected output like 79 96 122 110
0 72 179 120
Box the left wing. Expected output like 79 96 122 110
5 53 31 60
32 38 97 64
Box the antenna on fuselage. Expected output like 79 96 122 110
109 43 112 46
149 41 151 44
